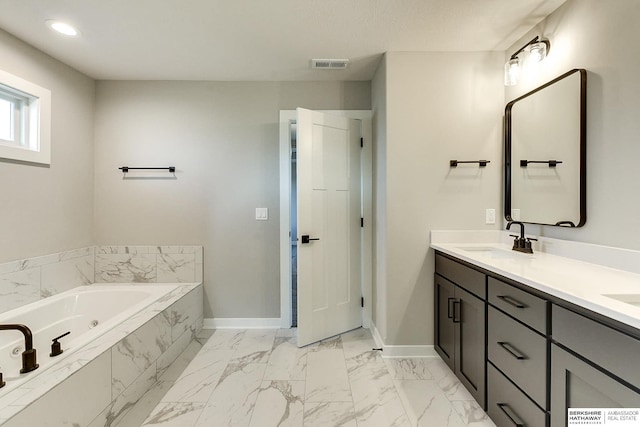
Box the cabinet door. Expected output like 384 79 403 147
551 344 640 427
435 275 455 370
455 286 486 407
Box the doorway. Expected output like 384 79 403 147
278 110 373 335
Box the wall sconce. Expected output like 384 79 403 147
504 36 550 86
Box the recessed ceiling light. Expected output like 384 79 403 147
46 20 79 36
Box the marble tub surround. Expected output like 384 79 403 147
0 282 203 427
0 245 203 316
431 230 640 330
0 246 94 313
95 245 203 284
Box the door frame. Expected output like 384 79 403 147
279 110 373 330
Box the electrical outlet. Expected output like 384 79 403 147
485 208 496 224
511 209 521 221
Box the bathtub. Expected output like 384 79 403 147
0 282 203 426
0 284 175 397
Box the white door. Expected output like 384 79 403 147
296 108 362 347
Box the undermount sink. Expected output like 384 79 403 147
456 246 522 259
602 294 640 308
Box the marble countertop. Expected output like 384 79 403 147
431 230 640 331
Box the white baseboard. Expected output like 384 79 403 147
203 319 437 359
370 322 440 359
203 318 281 329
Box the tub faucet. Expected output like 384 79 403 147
506 221 536 254
0 324 39 373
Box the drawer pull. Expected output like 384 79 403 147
452 300 461 323
497 403 525 427
497 341 527 360
497 295 527 309
447 297 455 319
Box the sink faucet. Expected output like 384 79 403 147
506 221 525 239
0 324 39 373
506 221 536 254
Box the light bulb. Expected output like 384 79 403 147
528 42 547 63
504 58 520 86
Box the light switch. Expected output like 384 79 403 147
511 209 521 221
256 208 268 220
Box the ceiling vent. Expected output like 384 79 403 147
311 59 349 70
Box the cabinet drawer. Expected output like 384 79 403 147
487 364 546 427
553 305 640 389
488 277 547 334
436 253 485 299
488 306 547 408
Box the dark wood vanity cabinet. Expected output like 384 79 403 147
435 253 486 407
434 251 640 427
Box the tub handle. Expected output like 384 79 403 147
50 331 71 357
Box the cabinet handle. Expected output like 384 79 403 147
497 403 525 427
452 300 461 323
497 341 527 360
447 298 455 319
497 295 527 309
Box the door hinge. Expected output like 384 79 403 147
360 217 364 228
361 297 364 308
360 137 363 148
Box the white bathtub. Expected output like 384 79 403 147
0 284 176 398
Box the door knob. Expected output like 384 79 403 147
301 235 320 244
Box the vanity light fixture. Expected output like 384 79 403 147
45 20 79 37
504 36 550 86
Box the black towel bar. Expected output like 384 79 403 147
520 160 562 167
119 166 176 173
450 160 490 167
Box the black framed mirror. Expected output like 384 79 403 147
504 68 587 227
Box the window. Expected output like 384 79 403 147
0 69 51 165
0 97 13 141
0 89 28 148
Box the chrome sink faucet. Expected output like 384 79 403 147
0 324 39 374
506 221 537 254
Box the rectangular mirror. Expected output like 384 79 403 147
504 68 587 227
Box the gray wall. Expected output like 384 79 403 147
93 81 371 319
371 55 388 341
372 52 505 346
0 29 95 263
504 0 640 251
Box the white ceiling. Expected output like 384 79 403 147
0 0 566 81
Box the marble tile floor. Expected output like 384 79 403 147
110 328 496 427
